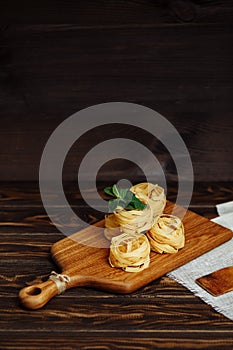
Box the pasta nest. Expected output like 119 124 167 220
104 213 121 241
109 232 150 272
147 214 185 254
130 182 166 218
104 183 166 239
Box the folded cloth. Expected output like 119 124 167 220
167 201 233 321
216 200 233 216
212 213 233 231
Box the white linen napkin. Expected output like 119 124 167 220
167 201 233 321
211 201 233 231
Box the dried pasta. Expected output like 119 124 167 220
113 193 154 234
109 232 150 272
147 214 185 254
104 183 166 239
130 182 166 218
104 214 121 241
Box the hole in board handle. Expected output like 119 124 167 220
27 287 42 296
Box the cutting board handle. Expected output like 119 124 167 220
19 279 58 309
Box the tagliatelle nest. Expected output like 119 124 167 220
104 214 121 241
130 182 166 218
147 214 185 254
109 232 150 272
113 192 154 234
104 183 166 239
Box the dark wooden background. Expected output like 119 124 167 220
0 0 233 183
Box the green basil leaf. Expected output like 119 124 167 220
108 198 122 212
112 184 120 198
124 190 132 199
108 200 118 213
117 188 130 199
131 196 147 210
104 186 114 196
105 184 147 212
125 204 135 210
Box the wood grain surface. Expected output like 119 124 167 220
196 266 233 296
0 0 233 182
1 182 233 349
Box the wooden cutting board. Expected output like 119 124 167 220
196 266 233 296
19 201 233 309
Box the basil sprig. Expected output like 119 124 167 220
104 184 147 213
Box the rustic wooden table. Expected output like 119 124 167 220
0 182 233 349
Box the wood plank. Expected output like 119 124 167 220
0 182 232 236
1 181 233 207
1 295 232 330
1 0 233 25
1 19 233 181
0 331 233 350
